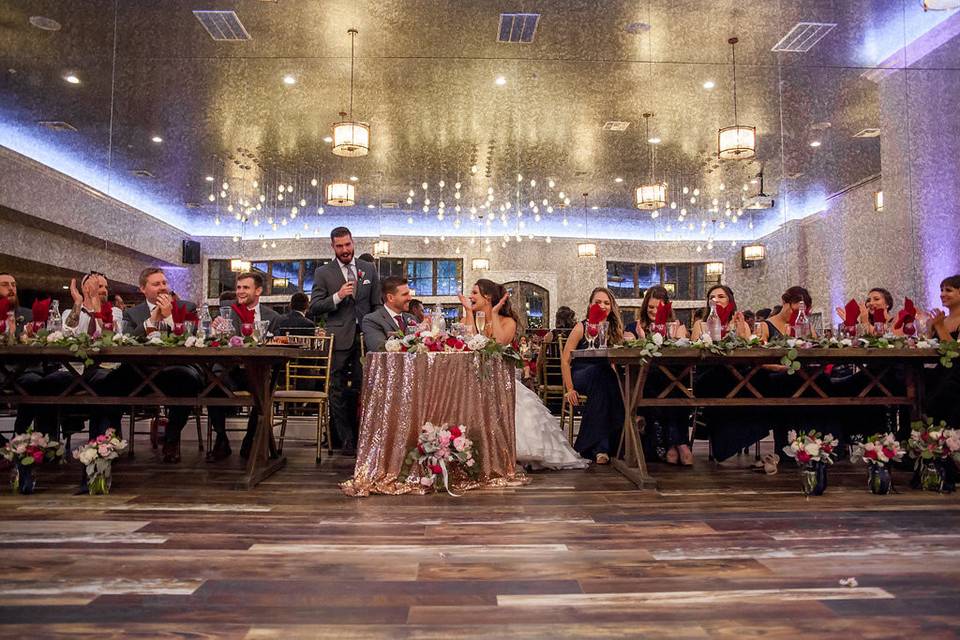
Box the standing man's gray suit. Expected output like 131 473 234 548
309 227 380 452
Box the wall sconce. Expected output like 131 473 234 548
873 190 884 212
705 262 724 277
373 239 390 257
230 259 251 273
577 242 598 258
741 244 766 269
471 258 490 271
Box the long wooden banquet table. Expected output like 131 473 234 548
341 351 528 497
0 345 297 489
571 346 942 489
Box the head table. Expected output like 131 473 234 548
341 351 528 497
571 346 942 490
0 345 298 489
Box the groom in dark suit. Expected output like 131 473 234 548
309 227 380 454
361 276 417 353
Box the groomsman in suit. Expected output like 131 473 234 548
309 227 380 454
111 267 204 462
362 276 417 352
0 272 35 442
208 271 281 460
272 292 316 337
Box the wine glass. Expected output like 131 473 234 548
475 311 486 335
586 322 599 349
598 321 609 348
254 320 270 343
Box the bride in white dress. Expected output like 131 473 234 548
459 280 589 470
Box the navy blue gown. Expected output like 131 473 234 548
571 321 625 458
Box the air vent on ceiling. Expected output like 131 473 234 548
37 120 77 132
601 121 630 131
193 10 251 41
771 22 836 53
853 128 881 138
498 13 540 43
381 201 399 209
131 170 155 178
185 202 203 209
574 170 590 177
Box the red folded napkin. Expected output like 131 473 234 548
98 301 114 329
171 302 198 324
587 303 608 324
32 298 52 326
0 297 9 319
843 298 860 326
869 308 886 324
788 308 800 326
231 303 255 325
715 303 734 326
894 297 917 334
654 300 671 324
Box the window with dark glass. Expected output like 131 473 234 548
605 261 710 300
374 258 463 296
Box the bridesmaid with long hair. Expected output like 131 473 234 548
834 287 894 336
926 275 960 427
561 287 628 464
626 285 693 466
691 284 751 341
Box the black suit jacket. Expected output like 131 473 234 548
309 258 380 351
123 300 198 339
273 310 316 336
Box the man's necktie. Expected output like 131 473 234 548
394 314 404 332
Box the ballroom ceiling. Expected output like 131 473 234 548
0 1 956 241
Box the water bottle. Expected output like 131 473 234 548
706 303 722 341
431 302 445 333
47 300 62 332
794 301 811 339
198 305 212 338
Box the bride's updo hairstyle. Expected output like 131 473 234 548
475 278 523 327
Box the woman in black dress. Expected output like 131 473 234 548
561 287 629 464
926 274 960 427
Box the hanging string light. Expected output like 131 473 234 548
577 192 597 258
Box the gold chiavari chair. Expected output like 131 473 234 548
537 339 565 407
557 335 587 445
274 334 335 463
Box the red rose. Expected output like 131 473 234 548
210 340 221 347
417 444 425 454
821 444 833 453
429 464 442 474
449 426 462 438
882 447 895 459
796 450 811 463
866 449 878 459
31 450 44 464
921 432 930 442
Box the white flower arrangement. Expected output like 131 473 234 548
466 334 490 351
384 337 403 352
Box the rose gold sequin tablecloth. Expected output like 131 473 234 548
341 352 528 496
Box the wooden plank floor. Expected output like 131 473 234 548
2 435 960 639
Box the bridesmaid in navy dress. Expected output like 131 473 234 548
561 287 632 465
926 275 960 427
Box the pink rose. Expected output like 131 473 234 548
98 444 111 457
96 435 107 443
453 436 467 451
229 335 244 347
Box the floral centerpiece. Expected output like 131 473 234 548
906 418 960 492
851 433 906 494
1 428 65 494
384 328 523 372
782 429 838 496
72 428 128 495
401 421 478 495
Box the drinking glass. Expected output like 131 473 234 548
240 322 255 338
837 323 856 339
475 311 486 334
873 321 887 337
254 320 270 343
653 323 667 337
586 322 599 349
220 307 234 328
597 321 609 348
666 321 680 339
172 322 186 337
184 321 196 337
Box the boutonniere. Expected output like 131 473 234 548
357 269 365 281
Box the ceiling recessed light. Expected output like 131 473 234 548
703 80 715 90
30 16 62 31
494 75 507 86
63 73 80 84
205 175 214 182
349 175 358 182
322 136 333 143
614 177 624 183
151 135 163 143
809 140 822 147
283 74 296 85
591 205 599 210
648 137 661 144
367 204 375 209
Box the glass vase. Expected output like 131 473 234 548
919 461 944 492
12 463 36 495
801 461 828 496
88 460 113 495
867 464 892 495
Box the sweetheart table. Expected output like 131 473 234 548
341 351 528 496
